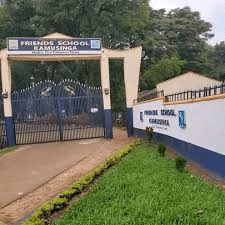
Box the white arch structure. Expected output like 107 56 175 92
0 33 142 145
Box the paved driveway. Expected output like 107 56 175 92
0 139 98 208
0 128 132 210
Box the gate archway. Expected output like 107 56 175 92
12 80 104 144
0 32 142 146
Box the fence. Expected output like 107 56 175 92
134 91 164 104
0 96 7 149
165 83 225 102
134 83 225 104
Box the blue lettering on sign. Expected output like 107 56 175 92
149 119 170 127
143 109 176 116
7 37 102 55
140 112 144 122
161 109 176 116
143 108 176 127
144 110 158 116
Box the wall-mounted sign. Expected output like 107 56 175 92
178 111 186 128
91 108 98 113
144 109 176 116
7 38 101 55
141 108 176 128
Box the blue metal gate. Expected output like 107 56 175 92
12 80 105 144
0 96 7 148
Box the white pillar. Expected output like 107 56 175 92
100 54 113 138
100 55 111 110
123 47 142 136
1 49 15 146
1 49 12 117
123 47 142 108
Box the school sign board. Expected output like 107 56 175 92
7 38 102 55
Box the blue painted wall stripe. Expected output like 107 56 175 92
4 117 16 146
126 108 134 137
104 109 113 139
134 128 225 179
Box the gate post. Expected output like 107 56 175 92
1 49 16 146
123 47 142 137
100 55 113 139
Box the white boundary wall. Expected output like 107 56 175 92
133 98 225 156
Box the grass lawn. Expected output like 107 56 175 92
53 144 225 225
0 146 16 157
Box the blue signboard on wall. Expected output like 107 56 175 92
7 38 101 55
178 110 186 128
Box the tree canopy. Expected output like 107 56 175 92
0 0 223 110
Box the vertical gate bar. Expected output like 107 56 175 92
71 98 75 140
56 98 64 141
87 95 91 138
91 96 94 138
50 98 55 141
75 97 79 139
78 96 83 139
80 96 83 139
83 96 86 139
53 97 58 141
80 96 84 139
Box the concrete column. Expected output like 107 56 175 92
124 47 142 137
100 55 113 139
1 49 15 146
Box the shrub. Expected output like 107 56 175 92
145 126 153 143
158 144 166 157
175 156 187 172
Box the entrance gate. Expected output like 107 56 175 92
12 80 104 145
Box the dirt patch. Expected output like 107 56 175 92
0 128 134 225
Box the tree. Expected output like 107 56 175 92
0 0 152 111
210 42 225 80
144 7 214 73
109 60 126 112
0 0 36 46
0 1 219 111
140 57 187 91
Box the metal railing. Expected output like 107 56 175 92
165 83 225 102
134 91 164 104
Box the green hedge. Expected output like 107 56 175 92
22 140 141 225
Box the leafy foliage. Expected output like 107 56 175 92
145 126 153 143
0 1 221 110
209 42 225 80
140 57 187 91
175 155 187 172
157 143 166 157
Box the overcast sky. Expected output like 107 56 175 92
150 0 225 45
